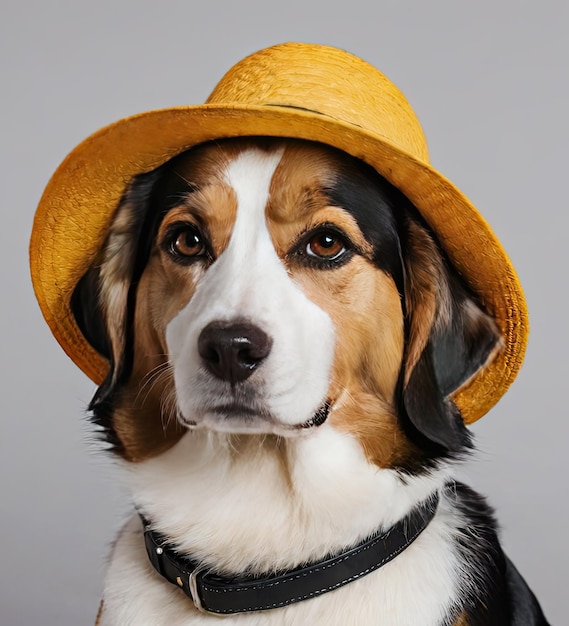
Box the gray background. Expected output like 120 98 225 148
1 1 567 624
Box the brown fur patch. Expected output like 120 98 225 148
109 259 188 461
401 218 446 382
265 142 414 468
105 142 244 460
95 600 104 625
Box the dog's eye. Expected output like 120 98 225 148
174 230 204 257
306 231 347 260
290 225 354 269
164 224 208 260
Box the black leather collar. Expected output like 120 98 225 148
142 491 439 615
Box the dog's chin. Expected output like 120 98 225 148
178 401 331 437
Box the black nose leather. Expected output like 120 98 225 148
198 321 273 384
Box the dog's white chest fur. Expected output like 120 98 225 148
100 428 459 625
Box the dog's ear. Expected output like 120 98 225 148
70 169 163 412
401 217 502 451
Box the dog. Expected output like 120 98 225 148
71 137 548 625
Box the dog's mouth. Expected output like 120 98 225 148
296 400 331 429
180 400 331 434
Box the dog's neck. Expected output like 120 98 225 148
126 425 451 576
140 490 441 615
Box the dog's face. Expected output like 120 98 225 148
73 138 501 469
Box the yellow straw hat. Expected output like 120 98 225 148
30 42 528 423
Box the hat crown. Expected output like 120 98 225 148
206 43 430 163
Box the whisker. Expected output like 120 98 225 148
160 387 179 433
136 360 172 405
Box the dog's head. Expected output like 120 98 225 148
72 138 501 469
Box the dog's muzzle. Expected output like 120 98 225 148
176 318 332 434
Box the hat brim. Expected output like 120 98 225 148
30 103 528 423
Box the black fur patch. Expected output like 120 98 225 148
323 159 405 297
71 267 111 362
402 346 471 453
70 167 168 451
449 483 549 625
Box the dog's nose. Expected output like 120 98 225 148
198 321 273 384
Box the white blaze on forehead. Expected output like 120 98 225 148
166 146 336 431
224 148 283 238
219 148 286 309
